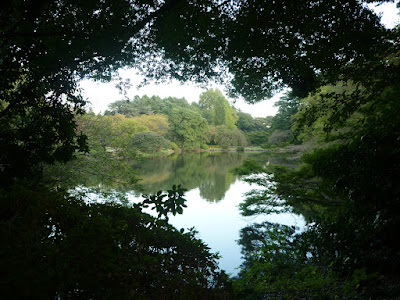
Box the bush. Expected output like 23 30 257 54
170 142 179 151
201 144 209 150
131 131 171 153
236 146 245 151
206 125 247 148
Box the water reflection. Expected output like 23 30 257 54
151 181 305 276
237 221 301 270
133 151 296 202
70 151 304 275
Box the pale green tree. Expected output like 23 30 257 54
77 113 148 153
292 82 363 142
132 114 170 136
199 89 238 129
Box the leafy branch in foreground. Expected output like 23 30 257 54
140 184 187 221
1 184 232 298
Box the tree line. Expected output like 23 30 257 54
80 88 292 154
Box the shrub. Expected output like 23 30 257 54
131 131 171 152
170 142 179 151
206 125 247 147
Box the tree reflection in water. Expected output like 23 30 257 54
135 151 296 202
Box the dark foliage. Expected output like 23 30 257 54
1 184 231 299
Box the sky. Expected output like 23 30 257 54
80 2 399 118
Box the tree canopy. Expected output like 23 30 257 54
1 0 391 100
198 88 238 129
168 107 208 149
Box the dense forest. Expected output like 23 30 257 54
1 0 400 299
77 89 286 152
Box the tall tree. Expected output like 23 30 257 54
199 89 238 129
270 92 301 131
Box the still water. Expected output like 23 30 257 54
131 151 306 275
80 151 305 275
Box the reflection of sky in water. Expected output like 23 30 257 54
74 179 306 276
72 152 305 276
128 180 306 276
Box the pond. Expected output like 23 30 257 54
77 151 306 276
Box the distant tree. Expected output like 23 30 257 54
199 89 238 129
169 107 208 149
163 97 191 114
225 99 239 129
77 113 148 152
271 92 301 131
236 111 257 132
106 98 153 116
236 111 273 145
106 95 192 117
190 101 202 113
106 100 133 116
142 95 163 114
247 130 271 146
256 116 273 129
237 112 273 132
267 130 293 146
